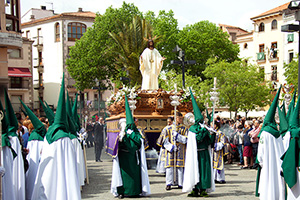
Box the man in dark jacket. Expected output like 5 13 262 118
94 117 105 162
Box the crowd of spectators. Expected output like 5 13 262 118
216 115 263 169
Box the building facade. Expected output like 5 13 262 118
237 2 299 90
7 37 34 112
21 7 111 117
0 0 23 103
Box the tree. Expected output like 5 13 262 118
199 59 272 118
173 21 240 81
66 2 143 91
145 10 179 69
109 16 154 87
283 59 298 89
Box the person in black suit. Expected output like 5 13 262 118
94 117 105 162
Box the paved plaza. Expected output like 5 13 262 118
82 147 259 200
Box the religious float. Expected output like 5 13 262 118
105 86 194 157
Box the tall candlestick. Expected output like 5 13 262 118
175 83 177 93
214 77 217 88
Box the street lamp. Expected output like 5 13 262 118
281 0 300 93
171 45 196 88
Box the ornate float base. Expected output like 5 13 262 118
106 89 193 151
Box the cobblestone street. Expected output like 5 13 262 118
81 147 259 199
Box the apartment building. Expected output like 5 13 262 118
21 7 111 117
0 0 23 103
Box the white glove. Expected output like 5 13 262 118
126 129 133 135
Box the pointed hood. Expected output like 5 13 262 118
124 95 139 134
45 74 70 144
20 99 46 141
0 100 12 147
189 88 209 134
277 105 289 136
125 95 134 126
66 91 78 138
190 88 204 123
39 97 54 125
72 93 81 131
286 91 296 122
281 91 300 189
4 89 18 137
206 108 212 126
281 101 286 116
259 85 282 138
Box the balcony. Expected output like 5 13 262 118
257 52 266 62
265 72 278 82
0 32 22 48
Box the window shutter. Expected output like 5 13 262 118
288 33 294 42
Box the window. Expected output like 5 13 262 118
259 23 264 32
259 44 264 53
10 77 22 88
5 0 20 32
244 43 248 49
270 42 277 58
271 65 277 81
257 44 265 60
68 22 86 41
271 20 277 30
288 33 294 43
26 30 30 38
55 23 60 42
9 49 22 58
289 52 294 63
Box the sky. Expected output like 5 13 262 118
21 0 290 31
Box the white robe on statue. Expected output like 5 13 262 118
257 131 285 200
139 48 163 90
31 137 81 200
10 136 25 200
25 140 43 200
72 138 86 186
182 131 215 193
2 146 16 200
111 139 150 196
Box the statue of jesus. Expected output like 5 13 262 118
139 39 166 90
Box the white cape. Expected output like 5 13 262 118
10 136 25 200
2 146 16 200
182 131 215 193
282 132 300 200
25 140 44 200
31 137 81 200
72 138 86 186
257 130 285 200
111 139 151 196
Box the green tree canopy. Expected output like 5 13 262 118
199 59 272 118
283 59 298 90
66 2 143 91
173 21 240 80
67 3 240 91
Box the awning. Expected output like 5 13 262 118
8 67 32 77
